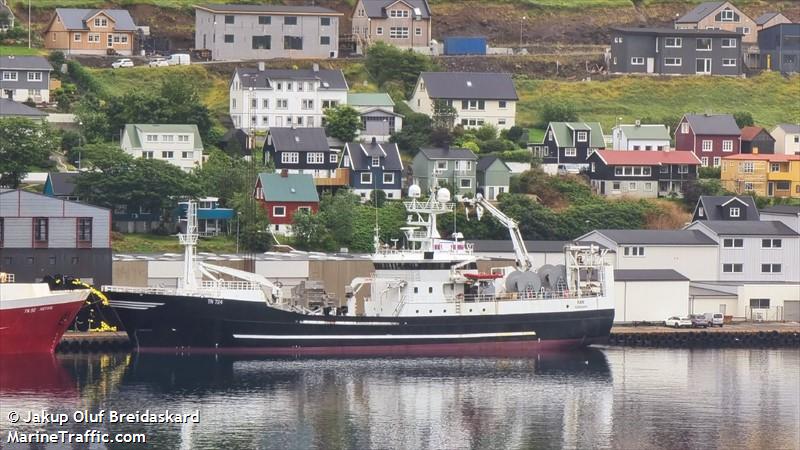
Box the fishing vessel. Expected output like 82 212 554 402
0 273 89 355
105 188 615 355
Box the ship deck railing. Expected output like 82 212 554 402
451 288 604 303
0 273 15 283
103 282 263 297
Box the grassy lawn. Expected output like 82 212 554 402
0 45 47 56
112 232 238 254
515 72 800 131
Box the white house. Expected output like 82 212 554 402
408 72 517 130
611 123 671 151
229 64 348 131
121 124 204 172
770 124 800 155
759 205 800 234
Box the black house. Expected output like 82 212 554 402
740 126 775 154
263 127 337 172
532 121 606 167
692 195 759 221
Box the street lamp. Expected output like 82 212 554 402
519 16 527 48
236 212 242 253
75 121 84 170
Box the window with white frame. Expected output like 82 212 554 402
576 131 588 142
182 151 193 159
729 207 741 218
722 59 737 67
631 57 645 65
376 27 383 35
723 238 743 247
665 37 682 48
722 263 743 273
678 165 689 174
329 153 337 163
644 182 653 191
371 157 380 167
307 152 324 164
622 246 645 257
277 99 288 109
720 8 735 22
721 38 736 48
612 182 621 191
701 156 709 166
272 206 286 217
146 134 157 142
74 33 81 42
161 151 174 159
281 152 299 164
762 239 782 248
696 38 712 51
2 71 17 81
565 148 577 157
744 182 754 191
301 99 314 110
389 9 410 17
390 27 409 39
761 263 781 273
629 182 636 190
681 122 689 134
436 160 447 171
664 57 682 66
88 34 100 43
162 135 173 142
702 140 713 152
460 178 471 188
94 17 108 27
178 135 189 142
722 140 733 152
360 172 372 184
416 28 421 36
383 173 394 184
713 156 721 167
742 162 754 173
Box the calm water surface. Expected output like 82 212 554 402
0 348 798 449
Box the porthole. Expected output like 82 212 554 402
429 310 433 313
428 287 433 294
469 309 473 312
416 310 419 314
443 309 446 313
482 308 486 312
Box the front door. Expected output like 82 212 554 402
488 186 495 200
719 304 726 315
646 57 655 73
696 58 711 74
768 182 775 197
107 34 113 48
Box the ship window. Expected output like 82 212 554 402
413 287 418 293
428 287 433 293
429 310 432 313
34 218 48 242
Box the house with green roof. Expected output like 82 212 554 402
254 172 320 235
531 121 605 171
347 92 403 141
121 124 204 172
411 147 478 196
612 123 671 151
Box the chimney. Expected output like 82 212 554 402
258 61 265 71
312 63 319 72
371 137 377 144
281 169 288 178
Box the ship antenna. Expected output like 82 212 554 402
179 200 199 289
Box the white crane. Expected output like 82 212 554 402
464 194 534 272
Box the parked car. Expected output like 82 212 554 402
111 58 134 69
689 314 709 328
557 164 582 175
704 312 724 327
167 53 191 66
665 316 692 328
149 58 169 67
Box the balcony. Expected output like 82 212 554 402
313 168 350 187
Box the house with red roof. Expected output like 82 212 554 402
587 150 701 198
740 126 775 154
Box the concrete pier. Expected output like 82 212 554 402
609 323 800 348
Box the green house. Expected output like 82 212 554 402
476 156 511 201
411 147 478 196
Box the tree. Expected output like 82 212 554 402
502 125 526 144
390 112 432 153
475 124 498 141
429 127 454 148
432 100 457 130
323 105 362 142
365 42 435 97
194 149 252 206
319 190 360 248
292 209 335 251
682 179 727 208
0 118 58 188
734 111 754 128
230 191 271 252
538 102 578 127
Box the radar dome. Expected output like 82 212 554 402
408 184 422 198
436 187 451 203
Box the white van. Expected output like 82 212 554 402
704 312 724 327
167 54 191 66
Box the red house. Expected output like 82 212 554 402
675 113 741 168
254 172 319 235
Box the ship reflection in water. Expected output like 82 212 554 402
0 348 798 449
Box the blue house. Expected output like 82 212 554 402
177 197 235 236
43 172 80 201
341 139 403 201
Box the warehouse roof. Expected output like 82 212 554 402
590 229 717 246
615 269 690 282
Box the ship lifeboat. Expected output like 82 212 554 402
464 273 503 280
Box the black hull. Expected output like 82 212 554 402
107 292 615 355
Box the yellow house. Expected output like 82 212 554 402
721 154 800 198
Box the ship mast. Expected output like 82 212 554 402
179 201 199 289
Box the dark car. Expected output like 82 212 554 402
689 314 709 328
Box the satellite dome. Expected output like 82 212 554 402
408 184 422 198
436 187 451 203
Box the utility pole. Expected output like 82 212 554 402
519 16 527 48
27 0 31 48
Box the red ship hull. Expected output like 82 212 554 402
0 289 88 355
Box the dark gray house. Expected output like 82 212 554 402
758 23 800 74
740 126 775 154
341 139 403 201
0 98 47 121
609 27 743 76
264 127 348 189
0 55 54 103
692 195 759 222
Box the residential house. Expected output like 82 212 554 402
176 197 235 237
229 64 348 131
739 126 775 154
758 23 800 74
611 122 671 151
408 72 518 130
0 56 54 103
194 4 341 61
691 195 759 222
609 27 743 76
771 124 800 155
0 1 14 32
254 172 320 235
43 172 80 201
721 153 800 198
411 147 478 196
44 8 137 55
505 162 531 177
341 139 403 200
686 220 800 283
674 1 757 65
0 189 112 285
263 127 348 188
351 0 432 53
0 99 47 122
347 92 403 141
760 205 800 234
754 12 791 31
121 124 204 172
587 150 701 198
675 113 741 167
476 156 511 201
533 122 605 169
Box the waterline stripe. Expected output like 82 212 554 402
233 331 537 340
299 320 400 326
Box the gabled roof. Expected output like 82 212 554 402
257 173 319 203
675 1 728 23
234 67 348 90
124 124 203 150
476 156 510 172
54 8 137 31
45 172 78 197
347 92 395 108
588 229 717 246
754 12 784 25
615 269 690 282
695 195 759 220
547 122 606 148
418 147 478 160
592 150 701 166
0 2 13 20
760 205 800 216
344 141 403 171
361 0 431 19
692 220 799 236
616 124 670 141
772 124 800 134
419 72 518 101
0 56 53 71
0 99 46 117
683 114 740 136
194 4 340 15
740 126 773 142
269 127 329 152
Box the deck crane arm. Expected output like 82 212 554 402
468 194 534 272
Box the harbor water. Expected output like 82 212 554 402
1 347 798 449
